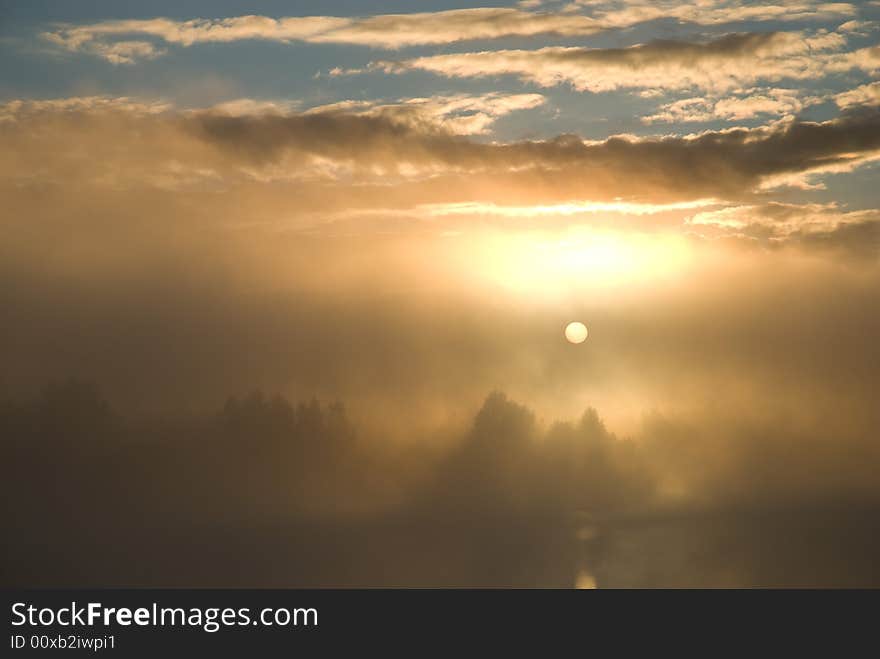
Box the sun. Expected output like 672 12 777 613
565 321 589 344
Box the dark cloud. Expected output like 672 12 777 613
6 99 879 207
187 105 880 204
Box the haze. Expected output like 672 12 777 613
2 0 879 587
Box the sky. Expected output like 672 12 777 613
2 1 880 587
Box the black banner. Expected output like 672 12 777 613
3 589 874 654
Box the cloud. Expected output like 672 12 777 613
42 26 171 63
0 96 172 122
41 9 605 62
303 8 603 47
85 39 165 64
142 103 880 204
686 201 880 259
578 0 856 28
303 92 547 136
790 214 880 257
42 15 351 55
415 199 718 218
40 3 859 63
836 19 877 36
840 43 880 71
643 88 823 123
686 201 880 245
373 31 853 93
835 81 880 109
3 95 880 207
207 98 302 117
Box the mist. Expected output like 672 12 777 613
2 98 879 588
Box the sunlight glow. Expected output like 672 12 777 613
470 228 692 295
420 199 719 217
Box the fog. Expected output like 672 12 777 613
4 380 880 587
2 102 879 587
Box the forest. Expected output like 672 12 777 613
4 380 879 587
